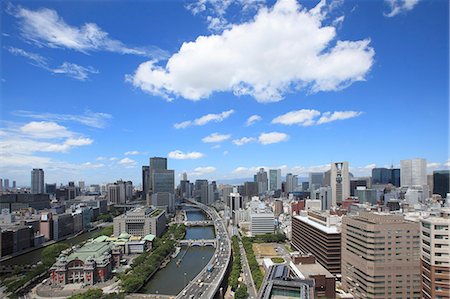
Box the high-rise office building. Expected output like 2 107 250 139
4 179 10 190
400 158 427 186
342 212 421 299
151 169 174 194
182 172 187 181
107 183 121 204
372 167 400 186
309 172 324 192
291 211 341 274
45 183 57 195
433 170 450 198
285 173 298 193
330 162 350 207
31 168 45 194
269 169 281 191
78 181 85 191
142 166 150 200
420 209 450 299
150 157 167 171
12 181 16 189
255 168 268 194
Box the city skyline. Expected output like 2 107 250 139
1 0 449 186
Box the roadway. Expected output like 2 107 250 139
175 199 231 299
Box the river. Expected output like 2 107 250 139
139 208 216 295
1 229 101 266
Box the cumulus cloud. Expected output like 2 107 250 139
124 150 144 156
118 157 137 167
168 150 204 159
20 121 71 138
272 109 362 126
128 0 374 102
272 109 320 126
233 137 257 146
8 4 167 58
12 110 112 128
202 133 231 143
174 109 234 129
246 115 262 126
258 132 289 145
384 0 419 17
190 166 217 176
316 111 362 124
8 47 98 81
185 0 265 32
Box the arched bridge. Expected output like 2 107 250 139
179 239 217 247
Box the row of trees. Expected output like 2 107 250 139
119 224 186 293
93 225 113 238
241 237 264 289
228 236 242 290
4 243 71 296
252 233 287 243
235 283 249 299
68 289 124 299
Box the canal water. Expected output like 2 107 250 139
1 228 101 266
140 208 216 295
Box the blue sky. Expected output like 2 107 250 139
1 0 448 186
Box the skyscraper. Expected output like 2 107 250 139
285 173 298 193
433 170 449 198
269 169 281 191
255 168 268 194
330 162 349 207
400 158 427 186
4 179 9 190
31 168 45 194
309 172 324 192
142 166 150 200
372 167 401 186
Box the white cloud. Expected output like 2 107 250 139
316 111 362 124
272 109 362 126
174 110 234 129
9 5 167 58
118 157 137 167
232 137 257 146
168 150 204 160
81 162 105 169
0 121 93 155
109 157 118 161
384 0 419 17
202 133 231 143
20 121 71 138
272 109 320 126
190 166 217 176
185 0 265 32
258 132 289 145
124 150 142 156
128 0 374 102
12 110 112 128
52 62 99 81
246 115 262 126
364 163 377 169
8 47 98 81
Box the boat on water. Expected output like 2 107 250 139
171 246 181 259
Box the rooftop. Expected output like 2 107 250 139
67 242 111 262
294 215 340 234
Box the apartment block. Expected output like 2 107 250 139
420 209 450 299
341 211 421 299
291 211 341 275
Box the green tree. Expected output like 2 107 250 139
235 284 249 299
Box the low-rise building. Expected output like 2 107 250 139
50 241 121 285
113 206 166 237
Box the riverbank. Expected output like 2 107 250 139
0 228 96 264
